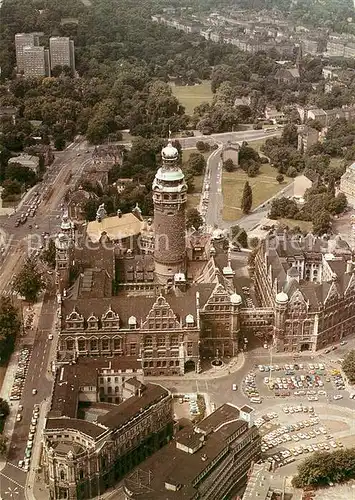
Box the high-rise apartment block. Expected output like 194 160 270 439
15 33 38 72
22 46 50 77
49 36 75 74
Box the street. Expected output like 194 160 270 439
0 295 57 499
200 130 282 229
0 138 91 296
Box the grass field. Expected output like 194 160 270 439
170 80 213 115
222 163 292 222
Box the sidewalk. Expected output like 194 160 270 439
146 352 245 383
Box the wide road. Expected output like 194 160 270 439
0 138 92 296
0 295 57 500
178 128 281 149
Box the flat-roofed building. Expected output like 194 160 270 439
22 45 50 77
15 33 39 72
123 403 261 499
49 36 75 74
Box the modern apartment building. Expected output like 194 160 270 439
15 33 38 72
22 45 50 77
49 37 75 74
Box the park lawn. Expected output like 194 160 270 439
222 164 292 222
170 80 213 115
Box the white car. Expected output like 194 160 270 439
48 334 53 340
32 389 37 395
232 384 237 391
16 414 22 422
333 394 343 400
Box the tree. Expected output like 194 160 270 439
286 166 298 178
186 208 203 230
0 296 20 363
342 351 355 384
12 258 45 303
54 135 66 151
196 141 209 153
41 239 56 269
276 173 284 184
186 152 206 176
269 197 298 219
282 123 298 148
223 158 236 172
241 181 252 214
292 449 355 488
0 399 9 419
312 210 331 236
0 435 7 457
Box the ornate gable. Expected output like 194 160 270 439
65 307 84 329
289 289 307 307
101 306 120 329
142 295 180 330
202 282 231 312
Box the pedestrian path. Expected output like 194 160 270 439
146 353 245 383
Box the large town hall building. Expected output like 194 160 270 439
54 141 355 378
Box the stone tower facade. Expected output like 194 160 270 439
55 212 74 292
153 142 187 284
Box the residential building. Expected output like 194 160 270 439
123 403 261 500
275 67 300 85
221 142 240 166
306 108 327 127
15 33 38 72
327 40 345 57
22 45 49 77
43 358 173 500
297 126 320 153
265 106 285 123
49 37 75 74
8 154 40 173
340 162 355 207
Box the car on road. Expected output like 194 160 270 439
340 341 347 346
18 460 24 468
232 384 237 391
333 394 343 400
16 414 22 422
32 388 37 395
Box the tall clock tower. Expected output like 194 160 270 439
153 142 187 285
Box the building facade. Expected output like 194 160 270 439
15 33 38 72
254 232 355 352
49 37 75 74
22 46 50 77
43 364 173 500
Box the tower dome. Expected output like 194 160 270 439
230 293 242 305
161 141 179 161
276 291 288 304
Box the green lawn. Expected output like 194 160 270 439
170 80 213 115
222 163 292 222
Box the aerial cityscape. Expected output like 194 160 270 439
2 0 355 499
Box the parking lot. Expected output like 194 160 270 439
254 404 351 471
242 361 347 405
9 346 31 401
